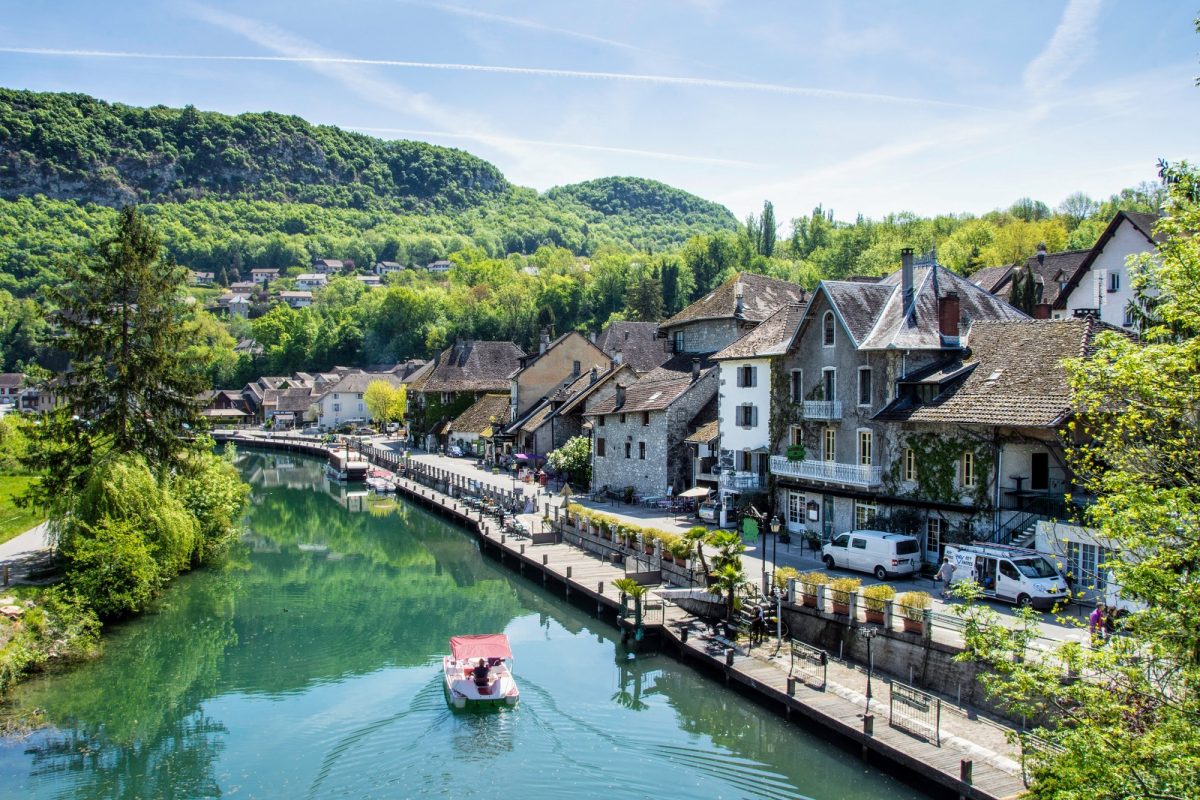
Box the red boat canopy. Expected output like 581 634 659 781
450 634 513 661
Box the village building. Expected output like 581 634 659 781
446 393 510 456
410 340 525 450
312 370 403 430
426 260 453 275
189 271 215 286
767 250 1025 560
295 274 328 291
1055 211 1162 330
356 275 382 289
312 258 345 274
279 290 313 309
0 373 23 402
374 261 405 276
593 321 670 374
198 389 251 425
250 268 280 283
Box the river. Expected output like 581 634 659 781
0 451 931 799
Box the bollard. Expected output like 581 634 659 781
566 566 573 579
786 676 796 696
1 564 7 586
863 714 874 760
520 544 525 555
960 759 973 788
501 534 506 544
725 648 735 667
542 554 548 566
681 626 688 643
597 581 604 595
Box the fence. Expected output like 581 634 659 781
789 639 828 690
889 680 942 746
1019 732 1065 788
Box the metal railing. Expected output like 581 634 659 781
789 639 828 690
723 471 766 490
770 456 883 487
802 400 842 419
889 681 942 746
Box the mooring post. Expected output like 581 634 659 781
597 581 604 595
541 554 548 566
862 715 874 760
959 760 973 800
787 676 796 696
725 648 734 667
566 566 573 579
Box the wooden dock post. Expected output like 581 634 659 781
959 759 973 800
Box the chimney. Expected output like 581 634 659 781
901 248 915 322
1037 242 1046 267
589 366 598 385
539 327 550 355
734 282 745 317
938 291 960 338
1033 302 1052 319
615 384 626 408
691 358 701 382
613 347 623 365
588 330 597 344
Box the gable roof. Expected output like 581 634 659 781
713 302 807 360
1053 211 1164 309
594 321 670 373
585 354 715 415
421 340 526 393
684 395 719 444
449 393 510 436
660 272 806 329
554 363 634 417
515 330 608 375
0 373 23 389
319 370 402 397
967 264 1016 298
873 318 1107 427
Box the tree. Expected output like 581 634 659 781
759 200 776 257
547 435 591 488
363 380 404 427
25 206 206 504
958 161 1200 800
1009 263 1038 315
625 270 664 321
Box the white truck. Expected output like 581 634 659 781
943 542 1069 610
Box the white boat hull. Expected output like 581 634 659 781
443 656 519 710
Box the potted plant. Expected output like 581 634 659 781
861 584 895 624
828 577 861 616
896 591 931 633
773 566 800 596
797 571 829 608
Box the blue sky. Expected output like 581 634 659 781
1 1 1197 223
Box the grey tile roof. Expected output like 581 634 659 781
873 318 1104 426
968 264 1016 296
594 321 669 373
449 393 510 435
822 282 896 344
660 272 806 329
585 354 715 414
319 371 403 397
684 395 719 444
421 341 526 393
714 302 807 360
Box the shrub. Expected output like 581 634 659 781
798 571 829 595
828 577 862 605
773 566 800 590
896 591 932 621
172 449 250 563
63 517 161 618
861 583 896 612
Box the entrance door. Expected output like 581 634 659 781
1031 453 1049 491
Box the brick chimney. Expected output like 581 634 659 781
1033 302 1052 319
615 384 626 408
1037 242 1047 267
938 291 960 338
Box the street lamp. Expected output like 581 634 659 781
769 515 783 645
858 625 880 710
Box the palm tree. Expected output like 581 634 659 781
709 530 745 573
711 562 745 621
683 526 711 574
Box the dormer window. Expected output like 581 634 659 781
822 312 835 347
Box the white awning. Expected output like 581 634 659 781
678 486 712 498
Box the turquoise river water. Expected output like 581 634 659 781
0 452 932 799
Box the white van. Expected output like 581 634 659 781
822 530 921 580
943 543 1068 609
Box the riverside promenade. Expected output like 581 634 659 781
222 431 1027 800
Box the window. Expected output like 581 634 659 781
620 413 627 424
962 451 976 488
642 411 650 426
1108 272 1120 292
790 426 803 447
851 536 867 550
572 360 581 375
738 404 758 427
858 429 873 467
854 501 877 528
740 450 752 471
790 369 802 402
999 561 1020 581
1123 305 1135 327
823 429 836 462
624 442 631 459
333 402 341 412
673 330 685 353
736 364 757 387
596 437 606 457
787 491 805 525
822 311 835 347
857 367 872 407
1066 542 1107 590
639 442 646 460
357 393 363 399
441 392 453 404
822 368 836 402
926 518 942 560
598 415 605 427
904 448 917 482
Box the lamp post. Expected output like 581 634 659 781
858 625 880 710
770 515 783 644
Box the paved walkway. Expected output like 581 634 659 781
0 522 54 585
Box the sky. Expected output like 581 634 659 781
1 1 1197 224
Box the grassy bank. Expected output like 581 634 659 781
0 475 42 545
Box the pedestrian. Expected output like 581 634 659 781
751 605 765 644
1089 602 1107 644
935 557 956 599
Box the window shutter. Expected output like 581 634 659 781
736 368 744 387
751 406 758 426
750 366 757 387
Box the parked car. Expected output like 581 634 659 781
944 542 1069 609
301 426 321 436
447 445 464 457
822 529 921 580
355 426 378 435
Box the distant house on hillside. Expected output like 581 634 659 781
280 290 313 309
296 274 328 291
375 261 405 276
426 260 452 275
250 268 279 284
312 258 345 274
190 271 215 286
356 275 382 289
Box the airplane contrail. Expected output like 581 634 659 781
0 46 988 111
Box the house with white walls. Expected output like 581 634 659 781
1057 211 1162 330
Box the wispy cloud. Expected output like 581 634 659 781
396 0 650 56
0 45 989 111
351 126 758 167
1023 0 1103 97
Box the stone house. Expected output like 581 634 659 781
585 355 718 497
410 340 525 450
658 271 807 356
507 330 611 426
593 321 670 374
447 393 511 455
507 363 631 462
769 250 1025 557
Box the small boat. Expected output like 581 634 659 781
443 634 519 710
326 449 369 482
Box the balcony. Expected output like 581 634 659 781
721 471 767 492
802 400 842 420
770 455 882 487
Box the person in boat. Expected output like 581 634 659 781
473 658 490 686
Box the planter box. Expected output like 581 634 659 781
831 602 849 616
801 594 818 608
902 617 924 634
864 610 885 625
